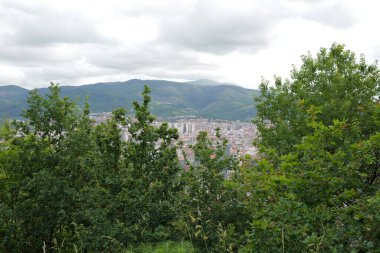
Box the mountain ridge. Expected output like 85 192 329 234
0 79 259 121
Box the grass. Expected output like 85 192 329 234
125 241 196 253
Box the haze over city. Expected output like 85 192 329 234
1 0 379 89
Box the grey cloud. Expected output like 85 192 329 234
85 44 215 74
155 0 356 55
0 1 108 46
157 1 287 54
303 2 356 29
0 45 77 66
28 63 100 80
0 0 362 88
285 0 325 3
2 42 216 87
14 61 117 88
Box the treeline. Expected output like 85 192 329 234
0 44 379 252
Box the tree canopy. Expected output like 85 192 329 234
246 43 380 252
0 44 379 252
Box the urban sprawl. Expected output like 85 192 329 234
90 113 258 163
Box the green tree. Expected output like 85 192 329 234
120 85 182 242
243 44 380 252
69 86 185 251
177 129 248 252
72 108 129 252
0 84 187 252
254 43 379 158
0 83 95 252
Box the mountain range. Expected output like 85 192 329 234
0 79 259 121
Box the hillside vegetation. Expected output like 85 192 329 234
0 44 379 252
0 79 259 121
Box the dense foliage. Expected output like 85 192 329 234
248 43 380 252
0 44 379 252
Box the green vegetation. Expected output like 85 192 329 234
125 241 194 253
247 43 380 252
0 80 259 121
0 44 379 252
0 85 29 120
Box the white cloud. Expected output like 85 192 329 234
0 65 26 84
0 0 378 89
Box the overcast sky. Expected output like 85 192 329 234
0 0 379 89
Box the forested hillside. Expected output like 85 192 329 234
0 85 29 119
0 79 259 121
0 44 379 252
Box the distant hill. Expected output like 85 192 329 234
0 85 29 119
185 79 241 87
0 79 259 121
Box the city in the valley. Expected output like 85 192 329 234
90 113 258 161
